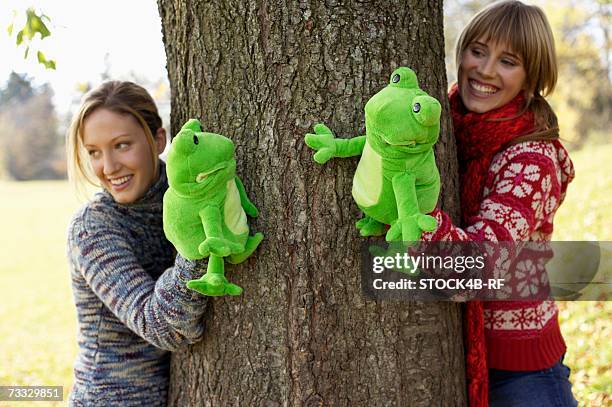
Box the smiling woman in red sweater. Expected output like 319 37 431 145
423 1 577 406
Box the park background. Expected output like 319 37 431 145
0 0 609 405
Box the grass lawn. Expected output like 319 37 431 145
552 143 612 406
0 144 609 406
0 180 85 406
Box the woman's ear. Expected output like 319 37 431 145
154 127 167 154
522 88 535 104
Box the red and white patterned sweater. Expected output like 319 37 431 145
423 139 575 371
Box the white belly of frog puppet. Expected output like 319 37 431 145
224 179 249 235
351 140 398 225
352 141 383 207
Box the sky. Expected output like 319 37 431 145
0 0 168 115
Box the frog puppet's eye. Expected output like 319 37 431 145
412 102 421 113
193 135 199 145
392 74 400 83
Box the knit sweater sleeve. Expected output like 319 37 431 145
68 210 208 351
423 142 564 243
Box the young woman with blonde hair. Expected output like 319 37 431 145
66 81 207 406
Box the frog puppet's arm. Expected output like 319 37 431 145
197 206 243 258
226 176 263 265
234 176 259 218
304 124 366 164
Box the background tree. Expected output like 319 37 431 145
0 71 35 107
545 0 611 148
0 72 64 180
158 1 464 405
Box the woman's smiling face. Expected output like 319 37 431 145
458 38 527 113
83 108 164 204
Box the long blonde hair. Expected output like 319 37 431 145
67 81 163 196
455 0 559 133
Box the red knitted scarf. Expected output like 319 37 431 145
449 85 536 407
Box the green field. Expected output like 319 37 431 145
0 181 83 407
552 143 612 406
0 144 610 406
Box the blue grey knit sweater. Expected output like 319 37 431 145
67 163 207 406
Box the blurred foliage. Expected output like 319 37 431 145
545 0 611 149
0 71 34 105
444 0 611 150
0 72 65 180
7 7 56 69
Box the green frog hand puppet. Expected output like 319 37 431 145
163 119 264 296
305 67 441 242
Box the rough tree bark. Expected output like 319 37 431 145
158 1 464 405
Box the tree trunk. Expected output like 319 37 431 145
158 1 464 405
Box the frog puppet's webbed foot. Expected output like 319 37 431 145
356 216 387 237
186 256 243 296
189 233 264 297
186 275 243 297
386 214 438 242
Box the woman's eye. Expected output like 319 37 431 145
88 150 100 159
116 142 130 149
501 59 516 66
470 48 484 57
